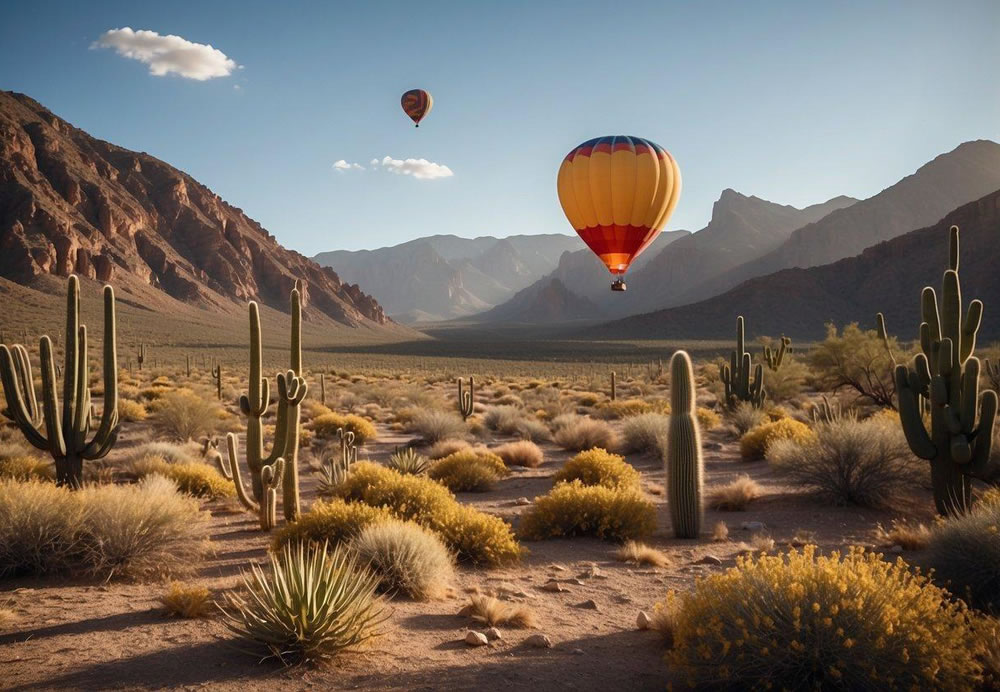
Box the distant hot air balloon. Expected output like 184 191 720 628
557 136 681 291
401 89 433 127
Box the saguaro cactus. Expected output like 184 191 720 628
721 316 766 409
225 282 307 526
226 436 285 531
186 354 191 378
0 275 120 487
320 372 326 406
611 371 617 401
886 225 998 515
458 376 474 421
762 336 791 372
137 343 146 370
212 364 222 400
666 350 703 538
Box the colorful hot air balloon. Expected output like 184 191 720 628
401 89 433 127
557 135 681 291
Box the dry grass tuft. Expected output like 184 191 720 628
615 540 669 567
553 417 618 452
351 520 455 600
707 475 762 511
492 440 543 468
876 520 932 551
464 594 537 628
161 582 214 618
428 438 471 459
711 521 729 542
152 389 221 441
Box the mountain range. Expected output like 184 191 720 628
0 90 390 328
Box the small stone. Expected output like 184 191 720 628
485 627 503 641
542 580 567 592
704 441 723 450
567 578 586 586
549 564 568 572
572 648 585 655
741 521 766 531
577 565 605 580
637 611 652 630
525 633 553 648
514 497 531 506
890 545 904 553
465 631 489 647
577 599 599 610
695 555 723 566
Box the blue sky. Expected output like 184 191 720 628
1 0 998 254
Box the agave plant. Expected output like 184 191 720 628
386 446 430 475
220 541 385 665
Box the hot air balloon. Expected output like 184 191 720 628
557 136 681 291
401 89 433 127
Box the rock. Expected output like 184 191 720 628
567 578 586 586
524 633 553 648
572 648 585 655
741 521 766 531
637 611 652 630
485 627 502 641
465 631 489 647
704 441 723 450
577 599 599 610
542 580 567 593
549 564 568 572
514 497 531 506
577 565 605 580
695 555 723 566
890 545 904 553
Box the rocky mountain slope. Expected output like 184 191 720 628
0 90 389 327
313 234 583 322
477 277 603 323
691 140 1000 303
583 188 1000 341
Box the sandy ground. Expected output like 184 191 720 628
0 393 932 691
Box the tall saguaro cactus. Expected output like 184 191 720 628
0 275 120 487
457 376 474 421
721 316 766 409
762 336 791 372
212 364 222 400
666 350 703 538
887 225 997 515
137 343 146 370
225 283 307 527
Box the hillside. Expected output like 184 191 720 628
689 140 1000 303
582 188 1000 341
475 277 604 324
313 233 583 321
0 90 389 327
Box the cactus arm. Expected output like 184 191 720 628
962 300 983 363
72 326 90 450
61 276 80 442
0 345 49 449
11 345 40 425
278 370 307 522
959 358 981 434
37 336 67 459
921 287 941 346
227 433 260 512
290 284 301 374
895 365 935 460
969 390 998 475
82 286 120 458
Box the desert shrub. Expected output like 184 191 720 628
553 448 639 489
727 402 768 435
331 463 521 565
408 409 466 444
762 357 809 402
621 413 669 454
134 458 235 499
520 480 655 541
696 407 721 431
707 475 762 511
767 417 920 508
808 322 899 408
428 438 471 459
153 389 221 441
511 417 550 442
221 541 384 665
553 417 618 452
0 479 84 575
927 500 1000 612
492 440 543 468
386 447 430 475
876 519 932 550
117 398 148 422
482 405 549 441
464 594 536 628
78 475 211 580
350 520 454 600
615 540 668 566
662 545 981 689
596 398 667 420
428 450 509 492
739 418 814 460
161 582 214 618
273 498 392 550
0 454 53 481
126 441 196 466
311 412 377 445
575 391 602 407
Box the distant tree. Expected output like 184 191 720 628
808 323 900 409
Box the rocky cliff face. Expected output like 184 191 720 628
0 90 387 326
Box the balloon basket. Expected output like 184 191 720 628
611 279 627 292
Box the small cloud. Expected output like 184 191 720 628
233 84 241 91
375 156 453 180
333 159 364 172
93 27 238 80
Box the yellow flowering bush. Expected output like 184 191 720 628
696 407 721 431
428 450 509 492
553 448 640 489
331 462 521 565
519 480 656 541
310 412 377 445
662 546 982 689
136 458 235 500
596 398 668 419
0 455 54 481
272 498 392 550
740 418 814 460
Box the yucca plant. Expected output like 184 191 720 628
220 541 385 665
386 446 429 475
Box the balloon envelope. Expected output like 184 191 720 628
401 89 433 127
557 135 681 276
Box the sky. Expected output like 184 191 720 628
1 0 998 255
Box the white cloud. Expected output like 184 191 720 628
375 156 453 180
333 159 364 172
93 28 238 80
